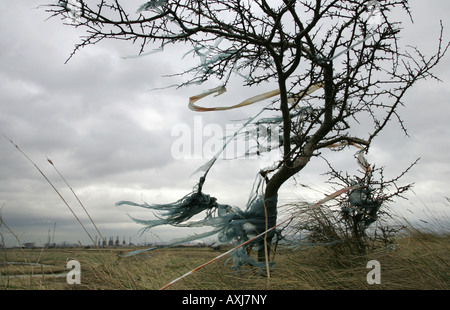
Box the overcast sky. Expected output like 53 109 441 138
1 1 449 247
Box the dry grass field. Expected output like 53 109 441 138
1 226 448 290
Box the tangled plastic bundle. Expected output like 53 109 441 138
116 174 278 269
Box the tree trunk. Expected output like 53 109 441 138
259 62 335 263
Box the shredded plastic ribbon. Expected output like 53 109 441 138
116 183 278 270
188 83 323 112
137 0 168 12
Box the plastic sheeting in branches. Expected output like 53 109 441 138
116 177 278 270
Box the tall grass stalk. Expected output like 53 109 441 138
2 134 97 246
2 134 127 287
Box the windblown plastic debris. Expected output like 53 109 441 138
188 83 323 112
159 182 361 290
137 0 168 13
115 78 382 271
346 183 381 226
116 175 278 270
343 148 382 227
116 83 322 269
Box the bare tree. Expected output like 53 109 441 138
44 0 448 266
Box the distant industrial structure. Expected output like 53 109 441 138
99 236 132 248
0 219 144 249
1 236 137 250
74 235 137 248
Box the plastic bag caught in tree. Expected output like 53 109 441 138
117 176 278 269
137 0 168 12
